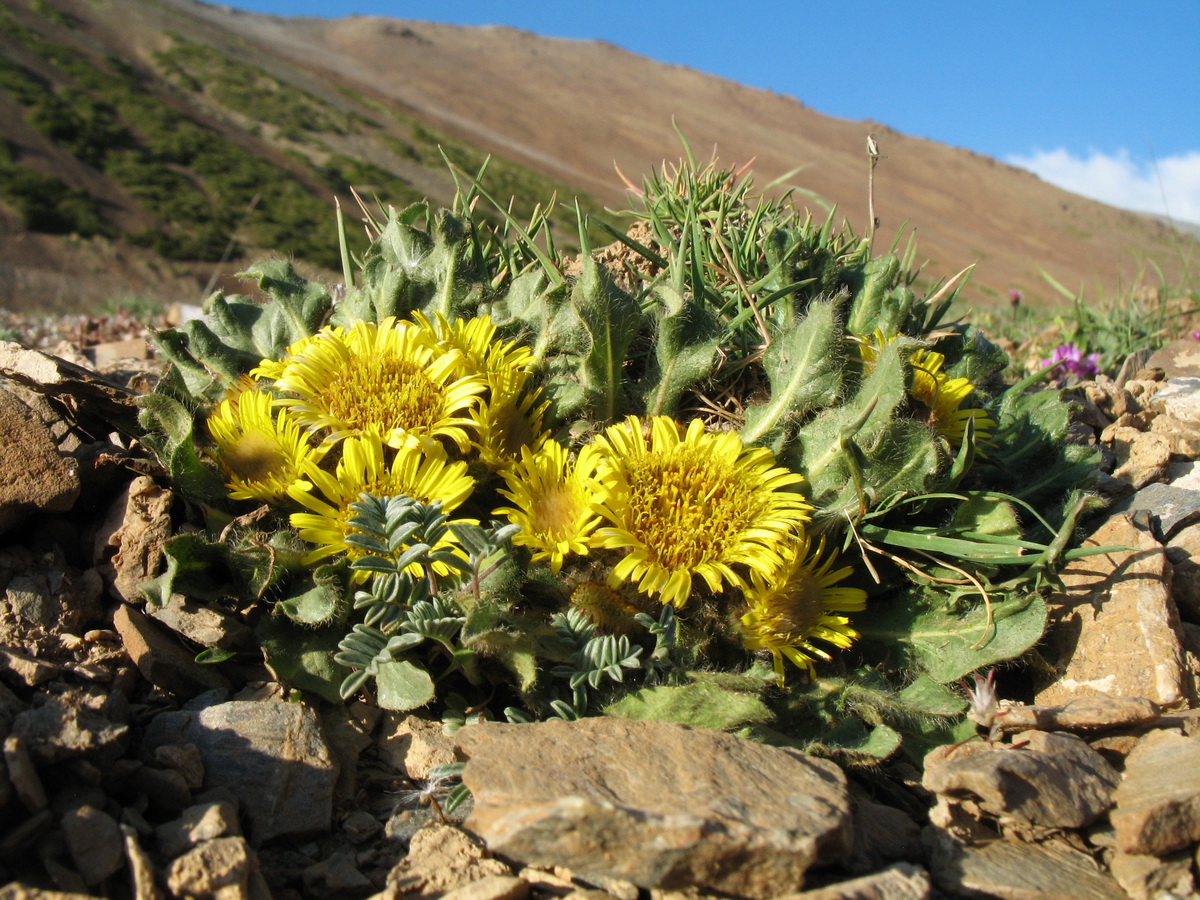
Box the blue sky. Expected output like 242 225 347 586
223 0 1200 224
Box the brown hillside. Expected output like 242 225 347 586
0 0 1195 317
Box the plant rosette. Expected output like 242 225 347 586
135 149 1106 764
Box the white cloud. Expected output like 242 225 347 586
1007 147 1200 226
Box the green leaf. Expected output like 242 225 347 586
135 394 228 506
896 674 969 718
375 660 436 711
846 254 901 337
276 565 345 626
821 717 902 762
256 614 346 703
603 680 774 732
637 283 721 418
140 532 238 607
740 296 846 448
857 589 1048 683
571 257 642 425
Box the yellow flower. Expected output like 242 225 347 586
412 312 535 380
270 317 487 452
739 536 867 683
205 385 324 503
590 415 811 608
858 330 994 449
494 441 603 573
287 432 475 574
473 367 552 471
908 349 995 449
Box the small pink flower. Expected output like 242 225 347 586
1042 342 1100 379
1191 329 1200 341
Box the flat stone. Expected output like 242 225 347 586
146 592 256 651
165 836 262 899
0 385 79 535
1149 374 1200 415
1036 515 1189 708
1111 430 1170 489
93 475 173 603
923 828 1126 899
1111 729 1200 855
119 824 159 900
301 850 374 896
995 696 1161 735
60 804 124 885
439 874 531 900
3 736 45 812
1167 522 1200 621
10 693 127 765
379 712 459 780
1107 481 1200 539
457 718 852 898
1150 413 1200 457
778 863 930 900
1109 848 1195 900
141 699 336 845
388 824 512 897
846 799 922 875
923 731 1119 829
156 798 241 857
112 603 231 698
0 646 59 688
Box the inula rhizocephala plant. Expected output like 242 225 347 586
136 138 1106 765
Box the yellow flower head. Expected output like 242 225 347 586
740 535 867 683
858 330 994 449
287 431 475 575
494 441 603 573
591 415 811 609
205 384 324 503
269 317 487 452
473 367 552 471
908 349 995 449
412 312 535 380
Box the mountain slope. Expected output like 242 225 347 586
0 0 1194 316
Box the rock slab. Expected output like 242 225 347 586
1110 729 1200 856
923 731 1120 829
1036 515 1188 708
141 699 336 845
456 718 852 898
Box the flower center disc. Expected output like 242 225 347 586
223 432 287 482
625 446 755 567
324 355 441 432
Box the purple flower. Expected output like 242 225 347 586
1192 329 1200 342
1042 342 1100 379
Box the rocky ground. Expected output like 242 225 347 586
3 318 1200 900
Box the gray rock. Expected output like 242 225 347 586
1036 515 1188 709
146 593 257 651
387 824 511 897
60 804 124 886
2 736 45 812
0 645 59 688
923 731 1120 829
1108 481 1200 539
1109 848 1195 900
119 824 160 900
156 798 241 858
779 863 930 900
456 718 852 898
1148 373 1200 415
439 874 531 900
4 575 54 628
112 603 231 698
10 693 127 765
995 696 1160 735
301 850 373 897
1111 729 1200 856
165 836 270 900
141 699 336 845
0 385 79 535
923 827 1126 899
847 799 922 875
